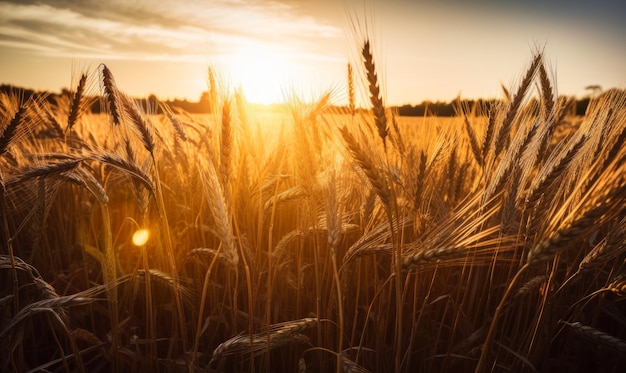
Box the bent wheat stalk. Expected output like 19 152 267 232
209 317 317 365
561 321 626 354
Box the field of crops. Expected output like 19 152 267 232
2 43 626 372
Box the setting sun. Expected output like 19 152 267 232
227 44 297 104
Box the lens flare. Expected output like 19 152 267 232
132 229 150 246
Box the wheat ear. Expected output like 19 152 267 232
121 95 155 154
515 275 549 297
464 115 483 167
136 269 193 305
527 178 626 265
340 125 390 207
481 105 497 160
601 119 626 171
0 105 26 157
90 151 154 193
199 160 237 267
67 73 87 131
579 218 626 271
210 317 317 363
263 186 308 211
0 280 126 339
99 64 121 126
219 97 232 189
538 61 554 116
207 67 218 113
6 158 83 186
561 321 626 354
607 276 626 296
525 134 586 206
347 63 356 117
389 111 406 156
494 53 542 156
162 105 187 143
362 40 388 148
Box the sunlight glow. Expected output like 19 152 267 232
227 45 297 104
132 229 150 246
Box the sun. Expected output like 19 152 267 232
228 45 297 105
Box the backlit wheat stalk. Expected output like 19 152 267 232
362 40 388 148
100 64 121 126
210 317 317 363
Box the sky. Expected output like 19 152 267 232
0 0 624 105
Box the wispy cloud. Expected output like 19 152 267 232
0 0 341 62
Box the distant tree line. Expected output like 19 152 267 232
395 97 591 117
0 84 220 114
0 84 597 116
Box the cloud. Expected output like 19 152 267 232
0 0 341 62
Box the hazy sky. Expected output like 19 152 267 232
0 0 624 105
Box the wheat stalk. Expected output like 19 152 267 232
527 176 626 264
99 64 121 126
342 352 371 373
0 280 124 339
6 157 83 186
0 105 25 157
90 151 154 194
162 105 188 143
401 224 502 270
347 63 356 118
488 107 533 201
199 159 237 268
340 125 390 207
67 73 87 131
71 328 103 347
515 275 549 298
538 62 554 117
464 115 483 167
493 53 542 157
524 133 586 206
263 186 308 211
389 111 406 156
121 138 151 214
186 247 236 268
121 95 155 154
219 97 232 189
362 40 388 148
210 317 316 363
42 106 65 139
135 268 194 305
207 67 218 113
601 115 626 171
325 170 345 373
607 276 626 297
61 166 109 205
235 86 249 131
561 321 626 354
0 254 62 311
579 218 626 271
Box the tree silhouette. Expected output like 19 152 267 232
585 84 602 97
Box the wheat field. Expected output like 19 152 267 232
1 40 626 372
